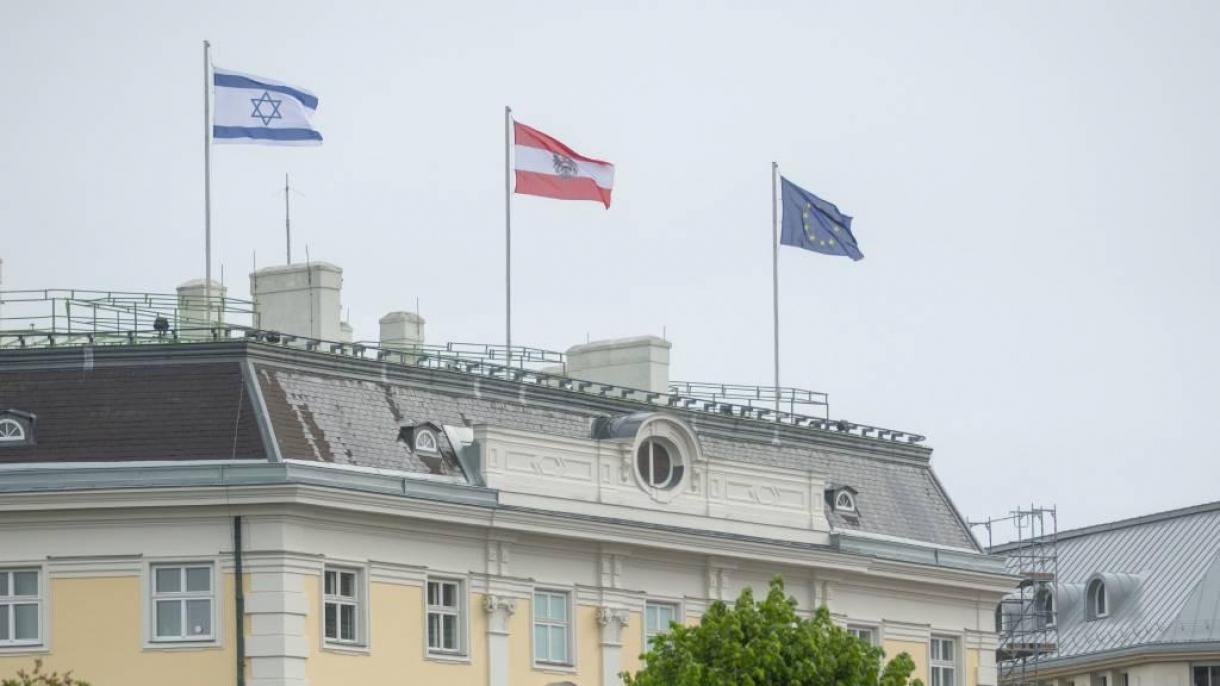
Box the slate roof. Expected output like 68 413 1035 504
0 342 979 551
0 360 265 462
254 360 978 550
993 501 1220 662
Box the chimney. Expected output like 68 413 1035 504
565 335 671 393
175 279 227 340
379 311 425 350
249 262 343 341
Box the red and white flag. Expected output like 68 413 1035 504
513 121 614 208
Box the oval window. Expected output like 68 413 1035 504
636 439 676 489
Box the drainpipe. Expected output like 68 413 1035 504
234 516 246 686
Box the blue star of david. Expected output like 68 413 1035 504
249 91 283 126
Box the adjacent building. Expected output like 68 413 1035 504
0 264 1012 686
992 501 1220 686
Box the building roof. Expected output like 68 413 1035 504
994 500 1220 663
0 341 980 551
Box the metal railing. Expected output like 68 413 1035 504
0 289 925 444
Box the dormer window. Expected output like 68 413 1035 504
1088 579 1108 619
0 419 25 443
834 490 856 512
0 411 35 447
636 438 680 490
414 428 439 454
1035 587 1055 628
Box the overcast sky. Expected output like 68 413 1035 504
3 1 1218 535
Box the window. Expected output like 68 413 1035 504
1088 579 1108 618
324 568 361 644
533 590 571 666
0 419 25 443
151 564 213 641
930 636 957 686
1035 587 1055 627
847 625 876 645
1121 674 1130 686
1092 675 1108 686
426 579 464 655
835 490 856 512
636 439 678 489
644 602 678 640
0 569 41 646
414 429 438 454
1195 666 1220 686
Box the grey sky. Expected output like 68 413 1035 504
3 1 1218 535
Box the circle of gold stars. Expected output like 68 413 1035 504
801 201 841 248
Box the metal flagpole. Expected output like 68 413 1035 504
203 40 213 311
505 105 513 368
284 173 292 264
772 161 780 416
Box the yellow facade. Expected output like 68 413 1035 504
0 575 235 686
885 639 929 684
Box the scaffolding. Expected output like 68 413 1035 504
971 506 1059 686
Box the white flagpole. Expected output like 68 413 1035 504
284 172 292 264
505 105 513 368
203 40 213 312
772 161 780 416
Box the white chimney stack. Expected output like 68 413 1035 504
379 311 425 350
176 278 227 340
250 262 343 341
565 335 671 393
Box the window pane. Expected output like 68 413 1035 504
534 592 550 621
427 582 439 606
324 603 337 639
185 568 210 592
156 599 182 637
186 599 211 636
340 603 356 641
0 605 8 640
931 640 940 661
442 613 457 650
442 582 456 608
14 604 38 640
325 571 336 596
549 625 567 663
552 595 567 622
340 573 355 598
156 567 181 593
534 624 547 660
13 572 36 597
943 639 954 661
427 612 440 648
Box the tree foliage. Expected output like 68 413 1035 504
1 660 90 686
623 578 925 686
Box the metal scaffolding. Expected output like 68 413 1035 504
971 506 1059 686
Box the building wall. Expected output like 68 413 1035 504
1052 663 1192 686
0 503 1005 686
0 575 235 686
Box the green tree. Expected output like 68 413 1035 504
623 578 924 686
1 659 90 686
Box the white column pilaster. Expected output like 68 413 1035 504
245 564 310 686
484 594 517 686
597 606 630 686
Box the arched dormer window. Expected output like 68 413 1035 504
1035 587 1055 627
1087 579 1108 619
835 490 856 512
414 428 438 454
0 418 26 443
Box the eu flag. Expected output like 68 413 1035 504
780 177 863 261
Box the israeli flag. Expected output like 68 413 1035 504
212 67 322 145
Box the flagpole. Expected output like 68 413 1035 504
772 161 780 416
284 172 292 264
203 40 213 312
505 105 513 368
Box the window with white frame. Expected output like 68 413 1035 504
644 601 678 640
1088 579 1108 619
930 636 957 686
1194 666 1220 686
426 578 464 655
0 569 41 646
323 568 361 645
847 625 877 645
151 563 214 641
533 590 571 665
1091 675 1108 686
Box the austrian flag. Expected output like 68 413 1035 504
513 121 614 208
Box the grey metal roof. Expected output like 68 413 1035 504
996 501 1220 662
